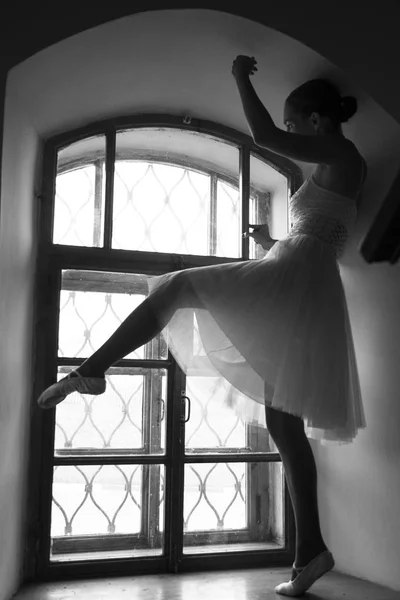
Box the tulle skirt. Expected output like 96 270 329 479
147 234 366 445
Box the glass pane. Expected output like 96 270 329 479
54 367 167 455
184 362 278 454
215 180 241 257
249 154 288 259
50 464 164 561
54 136 106 247
183 461 284 554
58 270 167 360
112 128 240 257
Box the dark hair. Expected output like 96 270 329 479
286 79 357 126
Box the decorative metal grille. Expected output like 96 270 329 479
112 161 242 257
53 156 271 259
182 461 284 552
47 133 284 563
184 462 246 532
55 272 168 457
54 164 104 247
52 267 278 556
185 376 246 450
216 180 241 257
51 464 164 540
58 284 166 361
189 316 277 454
54 370 166 453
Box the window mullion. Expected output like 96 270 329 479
209 175 218 256
93 159 103 247
104 130 116 249
240 146 251 259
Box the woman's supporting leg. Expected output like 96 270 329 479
264 404 328 574
77 272 203 377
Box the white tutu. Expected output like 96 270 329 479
147 176 366 445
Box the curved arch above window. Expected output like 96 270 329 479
44 115 303 260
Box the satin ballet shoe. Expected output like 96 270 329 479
275 550 335 596
37 370 106 410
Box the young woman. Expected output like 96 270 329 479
37 56 367 596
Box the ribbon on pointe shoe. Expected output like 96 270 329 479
37 371 106 410
275 550 335 596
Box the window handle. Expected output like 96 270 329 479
158 397 165 423
181 393 191 423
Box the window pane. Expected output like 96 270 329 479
249 153 288 259
186 318 278 454
113 161 210 254
54 367 167 455
183 461 284 554
54 136 106 247
112 128 240 257
184 375 277 453
50 464 164 561
58 270 167 360
215 180 241 257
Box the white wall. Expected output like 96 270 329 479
8 11 372 140
0 78 40 599
2 8 400 596
315 145 400 588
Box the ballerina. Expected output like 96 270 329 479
37 55 367 596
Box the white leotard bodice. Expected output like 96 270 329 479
288 171 363 258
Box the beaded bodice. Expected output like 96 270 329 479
288 175 360 258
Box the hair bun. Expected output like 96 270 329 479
339 96 358 122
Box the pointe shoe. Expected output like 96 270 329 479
37 371 106 410
275 550 335 596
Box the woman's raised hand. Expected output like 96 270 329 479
232 56 258 80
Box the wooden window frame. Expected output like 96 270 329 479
25 114 303 582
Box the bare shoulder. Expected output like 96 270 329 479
315 142 366 198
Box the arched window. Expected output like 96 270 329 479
32 116 301 578
45 117 301 258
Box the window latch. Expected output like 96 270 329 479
181 392 191 423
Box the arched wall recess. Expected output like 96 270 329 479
6 9 398 265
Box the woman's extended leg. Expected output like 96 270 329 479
264 405 328 581
76 296 169 378
38 272 204 407
76 272 203 377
